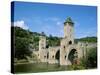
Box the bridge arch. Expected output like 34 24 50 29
68 48 78 64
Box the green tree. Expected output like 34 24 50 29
14 26 29 38
75 37 97 43
80 47 97 69
87 47 97 68
14 37 32 59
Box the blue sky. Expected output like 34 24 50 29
12 1 97 38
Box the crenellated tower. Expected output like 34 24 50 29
39 36 46 51
60 17 75 65
39 34 48 62
64 17 74 44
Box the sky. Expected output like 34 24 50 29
11 1 97 38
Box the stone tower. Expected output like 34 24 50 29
60 17 75 65
39 35 47 62
39 36 46 51
64 17 74 44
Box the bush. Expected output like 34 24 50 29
79 47 97 69
87 47 97 68
68 64 85 70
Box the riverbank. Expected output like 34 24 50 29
14 63 68 73
14 62 97 74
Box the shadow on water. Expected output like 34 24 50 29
14 63 68 73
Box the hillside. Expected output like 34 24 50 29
75 37 97 43
12 26 97 51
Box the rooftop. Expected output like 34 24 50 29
64 17 74 25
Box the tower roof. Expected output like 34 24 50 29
64 17 74 25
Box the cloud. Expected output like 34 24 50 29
56 21 62 26
13 20 29 30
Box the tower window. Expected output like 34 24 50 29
65 56 66 59
64 46 65 49
69 41 72 45
46 44 49 48
52 55 54 59
47 53 49 59
44 56 46 58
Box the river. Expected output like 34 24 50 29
14 63 68 73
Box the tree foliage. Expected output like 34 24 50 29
75 37 97 43
14 37 32 59
80 47 97 69
12 27 32 59
87 47 97 68
14 26 29 38
47 35 60 46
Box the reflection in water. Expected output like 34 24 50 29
14 63 68 73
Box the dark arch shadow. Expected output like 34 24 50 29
55 50 60 61
47 52 49 59
68 49 78 64
69 40 72 45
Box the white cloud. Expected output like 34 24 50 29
56 21 62 26
13 20 29 30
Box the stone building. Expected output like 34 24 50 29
33 17 97 65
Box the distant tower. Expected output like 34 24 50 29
64 17 74 44
39 34 47 62
39 36 46 51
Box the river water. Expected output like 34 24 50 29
14 63 68 73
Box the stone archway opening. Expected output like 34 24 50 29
47 52 49 59
55 50 60 61
69 40 72 45
68 49 78 65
